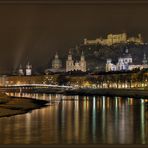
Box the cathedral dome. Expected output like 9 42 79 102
52 53 62 69
52 58 62 65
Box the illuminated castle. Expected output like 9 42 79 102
66 50 86 72
84 33 143 46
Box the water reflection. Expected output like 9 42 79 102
0 93 147 144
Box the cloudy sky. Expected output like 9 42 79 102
0 1 148 73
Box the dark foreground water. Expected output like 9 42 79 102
0 93 148 144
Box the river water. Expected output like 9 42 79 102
0 93 148 144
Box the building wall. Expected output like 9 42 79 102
84 33 143 46
66 54 87 72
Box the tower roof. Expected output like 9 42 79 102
142 52 147 64
81 50 84 55
19 64 22 69
69 49 72 55
26 61 32 68
55 52 59 59
122 48 132 58
80 51 85 61
125 48 128 54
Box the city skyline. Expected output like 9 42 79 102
0 1 148 145
0 2 148 74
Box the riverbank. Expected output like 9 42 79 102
32 87 148 98
64 88 148 98
0 93 48 118
2 87 148 98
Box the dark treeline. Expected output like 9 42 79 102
55 68 148 89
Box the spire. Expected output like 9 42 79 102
52 52 62 69
26 61 32 69
81 50 85 61
26 61 29 67
69 49 72 54
144 53 146 59
26 61 32 76
55 52 58 59
81 50 84 56
142 53 147 65
68 49 72 60
18 64 24 75
125 48 128 54
19 64 22 69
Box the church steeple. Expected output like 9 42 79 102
66 49 74 72
55 52 58 59
125 48 128 54
66 49 86 72
142 53 147 65
18 64 24 76
68 49 72 60
52 52 62 69
80 51 86 72
80 51 85 61
19 64 22 69
26 61 32 76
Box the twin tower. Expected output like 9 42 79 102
18 62 32 76
66 51 86 72
52 50 87 72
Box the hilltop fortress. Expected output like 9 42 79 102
84 33 143 46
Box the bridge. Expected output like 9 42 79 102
5 83 72 88
0 84 75 93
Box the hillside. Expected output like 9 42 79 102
68 42 148 71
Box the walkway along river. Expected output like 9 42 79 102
2 85 148 98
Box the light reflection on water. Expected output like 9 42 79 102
0 93 148 144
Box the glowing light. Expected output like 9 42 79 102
102 96 105 110
140 99 146 144
115 97 118 108
92 96 96 142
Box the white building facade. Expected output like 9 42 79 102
26 62 32 76
18 64 24 76
18 62 32 76
106 49 147 72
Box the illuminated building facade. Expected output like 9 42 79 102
18 64 24 76
26 62 32 76
66 51 86 72
106 49 147 72
84 33 143 46
44 52 64 73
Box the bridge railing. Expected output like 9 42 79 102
4 84 73 89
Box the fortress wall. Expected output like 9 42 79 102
84 33 143 45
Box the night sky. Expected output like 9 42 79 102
0 1 148 73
